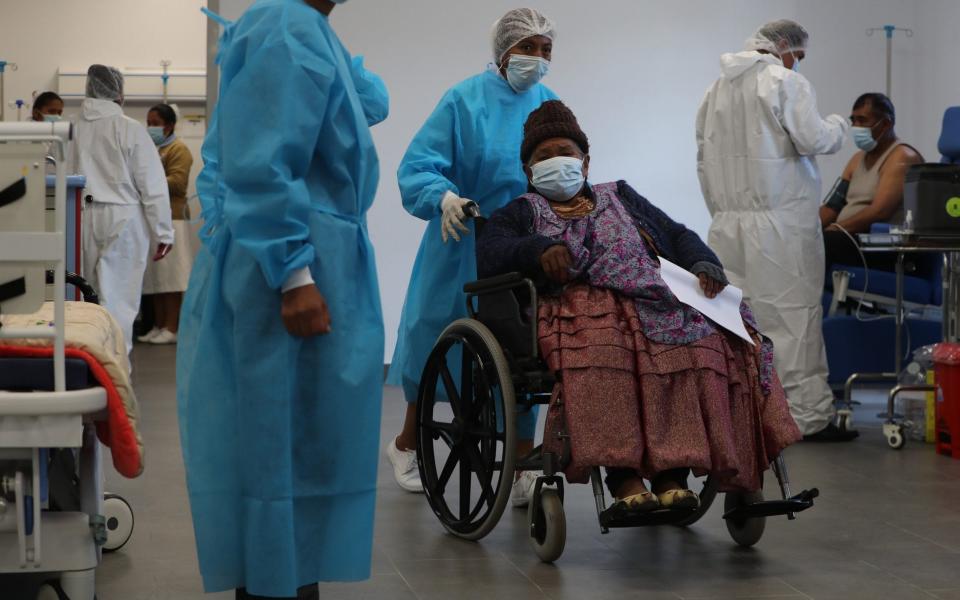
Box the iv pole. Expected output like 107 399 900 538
866 25 913 99
160 60 172 103
0 61 18 122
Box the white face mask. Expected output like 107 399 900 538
504 54 550 93
530 156 585 203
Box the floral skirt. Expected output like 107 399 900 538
538 284 801 492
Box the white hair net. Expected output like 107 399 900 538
85 64 124 100
744 19 809 55
491 8 557 65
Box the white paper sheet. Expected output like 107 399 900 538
657 257 754 345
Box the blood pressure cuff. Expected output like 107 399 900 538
823 178 850 213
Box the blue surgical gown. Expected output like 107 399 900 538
386 70 556 439
176 1 388 595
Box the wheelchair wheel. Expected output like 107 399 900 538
102 493 134 552
724 490 765 547
529 487 565 563
417 319 517 541
673 476 718 528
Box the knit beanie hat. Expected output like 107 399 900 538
520 100 590 163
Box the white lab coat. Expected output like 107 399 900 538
71 98 174 354
696 51 848 435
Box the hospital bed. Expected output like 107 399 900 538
0 122 137 600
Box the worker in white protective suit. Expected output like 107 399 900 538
696 20 855 441
71 65 174 356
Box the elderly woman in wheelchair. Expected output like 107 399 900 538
414 100 816 562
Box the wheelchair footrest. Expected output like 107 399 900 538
599 503 697 528
723 488 819 521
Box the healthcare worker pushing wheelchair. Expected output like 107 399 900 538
696 20 853 442
386 8 559 507
176 0 389 598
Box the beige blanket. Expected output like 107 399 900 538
1 301 143 477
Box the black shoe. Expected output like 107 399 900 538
803 422 859 442
236 585 317 600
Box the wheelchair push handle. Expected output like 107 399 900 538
461 201 487 234
463 201 482 221
45 270 100 305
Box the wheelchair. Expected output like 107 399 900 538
415 206 819 562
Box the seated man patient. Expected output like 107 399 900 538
820 93 923 272
478 100 802 511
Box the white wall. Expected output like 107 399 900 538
0 0 207 113
915 0 960 161
0 0 209 198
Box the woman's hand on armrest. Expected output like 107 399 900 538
698 273 726 299
540 245 574 284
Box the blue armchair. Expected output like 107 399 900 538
940 106 960 164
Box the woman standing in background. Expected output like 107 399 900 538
31 91 64 122
139 103 194 345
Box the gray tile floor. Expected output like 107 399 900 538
8 343 960 599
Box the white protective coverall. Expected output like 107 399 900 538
72 97 173 354
696 50 848 435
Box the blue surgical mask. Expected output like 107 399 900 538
851 126 878 152
504 54 549 93
530 156 585 203
42 114 62 123
147 126 166 146
780 50 801 72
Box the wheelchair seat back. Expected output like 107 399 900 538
466 210 539 362
476 288 536 360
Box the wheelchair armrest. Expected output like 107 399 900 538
464 272 526 294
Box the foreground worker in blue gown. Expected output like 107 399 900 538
176 0 388 598
385 7 558 507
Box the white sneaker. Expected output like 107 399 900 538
512 471 539 508
137 327 161 343
148 329 178 345
385 439 423 493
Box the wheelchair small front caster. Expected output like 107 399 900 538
724 491 766 547
529 487 566 563
837 409 853 433
883 423 905 450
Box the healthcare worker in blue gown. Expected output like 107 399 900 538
176 0 388 598
385 8 558 507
